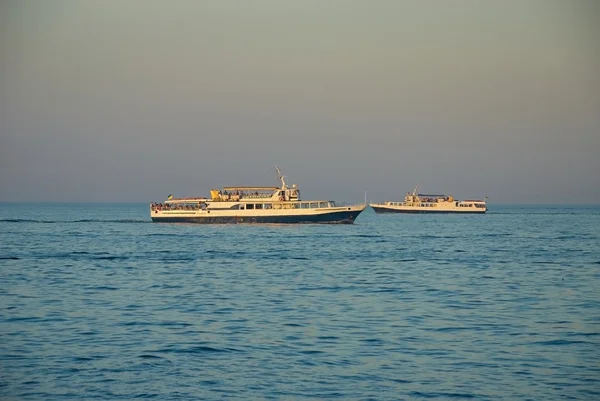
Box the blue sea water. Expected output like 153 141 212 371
1 203 599 401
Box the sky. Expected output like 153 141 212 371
1 0 599 204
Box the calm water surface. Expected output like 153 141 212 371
1 203 599 400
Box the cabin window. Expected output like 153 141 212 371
319 202 328 208
247 204 254 210
255 204 263 209
310 202 318 208
264 204 272 209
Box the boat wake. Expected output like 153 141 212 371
0 218 150 224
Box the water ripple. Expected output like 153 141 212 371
1 203 599 400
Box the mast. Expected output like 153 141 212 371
410 185 419 203
275 165 287 190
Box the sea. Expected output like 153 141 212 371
1 203 599 401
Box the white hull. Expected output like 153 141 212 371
370 202 486 214
151 203 366 224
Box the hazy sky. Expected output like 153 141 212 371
1 0 599 204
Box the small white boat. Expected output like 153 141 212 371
150 167 366 224
370 186 487 214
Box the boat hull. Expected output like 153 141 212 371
151 208 364 224
371 205 486 214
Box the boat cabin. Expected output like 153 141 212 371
210 168 301 202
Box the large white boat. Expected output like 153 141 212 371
150 167 366 224
370 186 487 214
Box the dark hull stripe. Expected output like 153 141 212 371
371 206 486 214
151 210 363 224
